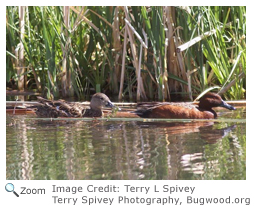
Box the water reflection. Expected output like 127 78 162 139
6 108 246 180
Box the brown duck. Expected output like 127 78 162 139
35 93 115 118
134 92 236 119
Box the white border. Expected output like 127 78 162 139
2 2 253 211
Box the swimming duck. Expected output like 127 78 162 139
134 92 236 119
35 93 115 118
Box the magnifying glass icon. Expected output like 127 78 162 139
5 183 19 197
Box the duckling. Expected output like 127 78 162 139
35 93 115 118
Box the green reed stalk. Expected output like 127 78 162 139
6 6 246 100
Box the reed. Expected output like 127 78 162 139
6 6 246 101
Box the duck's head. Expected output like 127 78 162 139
90 93 115 110
199 92 236 110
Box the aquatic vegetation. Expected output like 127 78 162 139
6 6 246 100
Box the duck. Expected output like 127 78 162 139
134 92 236 119
34 93 115 118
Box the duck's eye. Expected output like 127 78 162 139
100 97 104 101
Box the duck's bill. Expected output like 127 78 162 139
220 100 236 110
105 101 114 108
105 101 121 110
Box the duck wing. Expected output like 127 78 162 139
135 102 198 117
137 102 197 110
64 102 87 117
36 97 87 118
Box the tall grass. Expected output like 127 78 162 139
6 6 246 101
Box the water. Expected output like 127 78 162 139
6 107 246 180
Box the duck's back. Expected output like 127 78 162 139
36 97 87 118
135 102 215 119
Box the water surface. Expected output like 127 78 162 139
6 107 246 180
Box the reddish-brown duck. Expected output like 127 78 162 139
134 92 236 119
